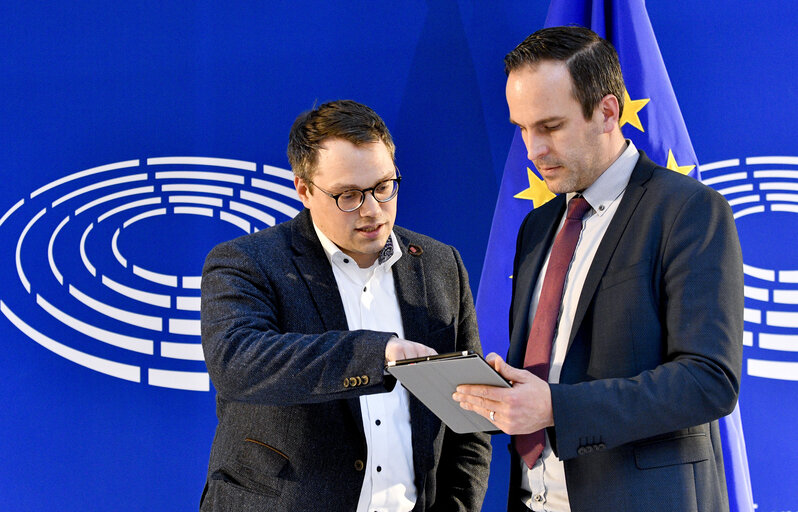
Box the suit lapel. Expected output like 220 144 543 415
391 232 438 477
290 210 365 432
507 196 565 368
568 153 656 347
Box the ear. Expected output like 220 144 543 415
294 176 313 209
598 93 621 134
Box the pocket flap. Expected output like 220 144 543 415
634 433 711 469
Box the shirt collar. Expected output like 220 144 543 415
312 222 402 271
567 140 639 216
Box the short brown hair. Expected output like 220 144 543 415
287 99 396 182
504 26 625 120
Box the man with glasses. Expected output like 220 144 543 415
200 100 490 511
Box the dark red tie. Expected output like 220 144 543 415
514 195 592 468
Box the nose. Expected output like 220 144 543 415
359 191 381 217
524 133 549 161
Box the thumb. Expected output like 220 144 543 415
495 358 533 383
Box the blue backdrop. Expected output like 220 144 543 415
1 2 794 510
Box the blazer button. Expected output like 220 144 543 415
355 376 363 386
597 443 606 451
348 377 358 387
343 378 349 388
361 375 369 385
354 459 365 471
577 447 586 455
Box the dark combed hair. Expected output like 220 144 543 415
504 26 625 120
286 99 396 182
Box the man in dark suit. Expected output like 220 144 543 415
200 100 490 511
454 27 743 511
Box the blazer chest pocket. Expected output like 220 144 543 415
633 432 710 470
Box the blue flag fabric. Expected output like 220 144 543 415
474 1 754 510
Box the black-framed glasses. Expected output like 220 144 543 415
308 170 402 212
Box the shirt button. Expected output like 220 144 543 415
534 494 544 502
598 205 605 211
375 419 381 426
363 286 367 292
376 466 382 472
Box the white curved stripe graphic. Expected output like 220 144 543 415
744 308 761 324
168 318 201 336
0 198 24 228
161 184 233 196
779 270 798 283
220 211 250 233
753 170 798 179
240 190 300 218
766 311 798 328
148 368 209 391
155 171 245 184
772 204 798 213
174 206 213 217
765 193 798 203
30 160 139 199
743 331 753 347
717 184 754 196
759 333 798 352
230 200 276 226
263 165 294 180
698 159 739 172
52 174 147 208
746 156 798 166
733 205 765 219
774 290 798 304
182 276 202 289
75 186 155 216
147 156 256 171
48 215 70 286
167 195 223 207
36 294 154 355
161 341 204 360
16 207 47 293
69 285 163 331
743 264 774 281
744 285 768 302
101 275 170 308
98 197 162 223
747 359 798 381
80 222 96 277
728 195 760 207
112 228 126 268
123 207 167 228
132 265 178 287
760 182 798 191
702 172 747 186
251 178 300 200
176 296 201 311
1 301 141 382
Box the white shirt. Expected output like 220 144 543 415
313 224 416 512
520 141 639 511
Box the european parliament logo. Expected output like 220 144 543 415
701 156 798 382
0 157 301 391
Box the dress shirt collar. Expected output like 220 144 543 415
312 222 402 272
567 140 639 216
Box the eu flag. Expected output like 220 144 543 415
475 1 753 510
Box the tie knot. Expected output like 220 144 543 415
566 196 591 220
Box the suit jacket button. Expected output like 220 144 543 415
362 375 369 385
577 447 586 455
354 459 365 471
355 376 363 386
343 378 349 388
598 443 606 451
348 377 358 387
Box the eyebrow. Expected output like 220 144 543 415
509 116 565 127
328 170 397 191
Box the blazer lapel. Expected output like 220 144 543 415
568 152 657 347
289 209 365 433
507 196 565 368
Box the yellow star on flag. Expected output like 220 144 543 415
514 167 555 208
619 90 650 132
665 149 695 175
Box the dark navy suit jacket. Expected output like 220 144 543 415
507 152 743 512
200 208 491 511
